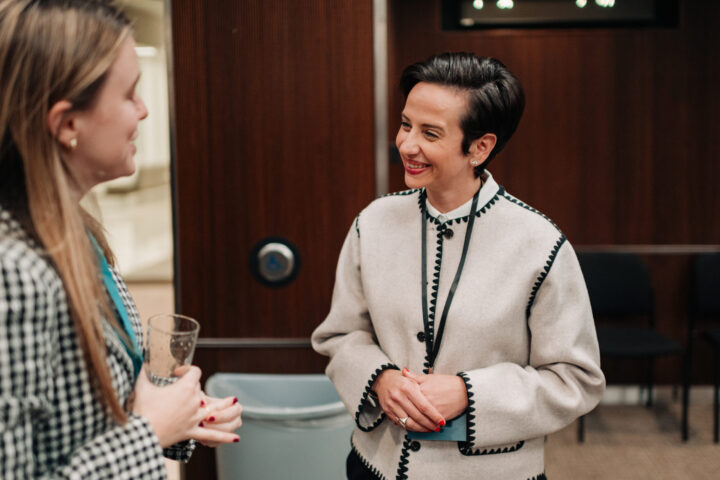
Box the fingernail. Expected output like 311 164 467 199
402 367 409 374
200 400 206 407
199 422 204 427
435 427 441 432
233 437 239 443
233 397 238 405
208 416 215 422
438 420 446 427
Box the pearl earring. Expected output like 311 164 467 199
69 138 78 150
471 160 478 166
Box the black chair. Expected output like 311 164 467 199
576 252 684 442
682 253 720 442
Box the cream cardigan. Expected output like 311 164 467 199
312 174 605 480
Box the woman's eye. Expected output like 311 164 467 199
400 121 410 129
424 131 438 139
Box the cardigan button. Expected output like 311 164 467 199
410 441 421 452
416 331 425 342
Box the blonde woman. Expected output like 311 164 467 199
0 1 241 478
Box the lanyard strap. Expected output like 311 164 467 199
90 236 144 379
421 189 480 372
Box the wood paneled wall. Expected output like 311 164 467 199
388 0 720 245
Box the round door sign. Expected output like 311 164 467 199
249 238 301 287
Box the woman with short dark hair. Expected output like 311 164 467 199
312 52 604 479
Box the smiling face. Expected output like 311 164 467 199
396 82 481 212
67 37 148 193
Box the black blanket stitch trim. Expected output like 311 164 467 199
350 439 387 480
525 235 567 320
395 434 413 480
355 363 399 432
422 215 446 373
457 372 527 457
420 187 503 225
456 372 477 454
456 372 525 456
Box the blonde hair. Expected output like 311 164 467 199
0 0 133 423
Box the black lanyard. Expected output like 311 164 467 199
421 188 480 373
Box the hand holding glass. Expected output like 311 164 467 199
144 314 200 385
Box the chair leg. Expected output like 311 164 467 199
714 349 719 444
577 415 585 443
681 349 692 442
647 358 655 407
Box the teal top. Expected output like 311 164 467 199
90 236 144 379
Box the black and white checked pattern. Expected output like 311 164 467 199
0 207 194 479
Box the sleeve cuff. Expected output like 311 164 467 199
456 372 478 453
163 439 196 462
355 363 399 431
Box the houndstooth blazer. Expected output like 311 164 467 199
0 206 193 479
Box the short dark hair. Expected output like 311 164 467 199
399 52 525 176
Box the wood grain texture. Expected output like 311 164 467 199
170 0 374 339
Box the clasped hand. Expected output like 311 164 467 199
372 368 468 432
131 365 243 448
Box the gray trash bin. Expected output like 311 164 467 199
205 373 354 480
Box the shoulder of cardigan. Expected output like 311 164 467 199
500 190 562 235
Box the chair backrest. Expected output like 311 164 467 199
577 252 653 318
691 253 720 317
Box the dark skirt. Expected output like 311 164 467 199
346 449 381 480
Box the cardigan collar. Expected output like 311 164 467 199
424 170 500 222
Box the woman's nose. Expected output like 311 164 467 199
137 95 149 120
398 133 419 156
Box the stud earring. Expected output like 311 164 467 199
471 160 478 166
69 138 78 150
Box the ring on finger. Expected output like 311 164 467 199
397 416 408 429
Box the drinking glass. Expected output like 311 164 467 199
144 314 200 385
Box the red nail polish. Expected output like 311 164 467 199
439 420 446 427
232 397 238 405
199 422 204 427
200 400 206 407
402 367 409 374
435 427 441 432
209 416 215 422
233 437 239 443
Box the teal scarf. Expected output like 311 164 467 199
90 236 144 379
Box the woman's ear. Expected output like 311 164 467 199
46 100 77 150
470 133 497 165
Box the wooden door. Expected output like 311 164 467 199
169 1 375 476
